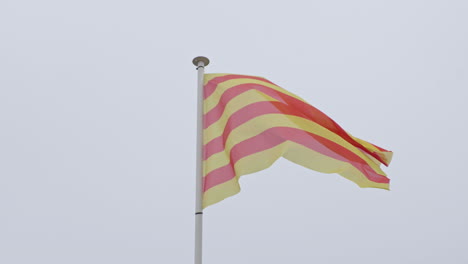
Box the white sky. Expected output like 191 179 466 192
1 0 467 263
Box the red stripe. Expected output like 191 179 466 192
204 137 224 160
204 83 289 129
204 101 303 159
371 143 390 152
203 82 390 166
203 127 389 192
204 74 275 99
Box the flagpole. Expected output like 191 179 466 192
193 56 209 264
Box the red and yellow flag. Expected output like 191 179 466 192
202 73 393 208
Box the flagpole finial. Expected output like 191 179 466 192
192 56 210 67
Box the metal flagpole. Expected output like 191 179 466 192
192 56 209 264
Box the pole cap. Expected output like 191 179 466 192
192 56 210 67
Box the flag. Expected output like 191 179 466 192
202 73 393 208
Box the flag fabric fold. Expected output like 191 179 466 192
202 73 393 208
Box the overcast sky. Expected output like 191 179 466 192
1 0 467 263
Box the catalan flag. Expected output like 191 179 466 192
202 73 393 208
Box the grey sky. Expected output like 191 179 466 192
1 0 467 263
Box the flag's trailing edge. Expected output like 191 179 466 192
202 73 393 208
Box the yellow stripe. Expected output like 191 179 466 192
281 142 388 187
203 141 388 208
204 151 229 176
352 136 393 165
204 89 279 143
203 177 240 208
203 114 385 176
203 78 306 114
